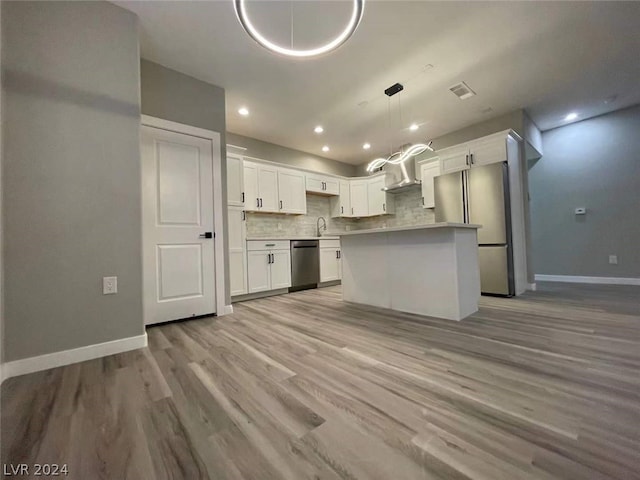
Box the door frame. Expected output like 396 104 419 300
141 115 230 319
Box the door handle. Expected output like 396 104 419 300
199 232 213 239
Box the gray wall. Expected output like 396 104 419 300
139 59 231 304
530 104 640 278
227 132 357 177
2 1 143 361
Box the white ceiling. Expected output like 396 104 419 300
115 1 640 165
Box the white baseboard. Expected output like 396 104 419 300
221 304 234 315
535 274 640 286
1 332 148 382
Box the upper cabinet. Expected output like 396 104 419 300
439 132 508 174
350 180 368 217
278 168 307 214
244 161 279 212
420 159 441 209
330 180 351 218
227 153 244 206
367 176 395 216
306 174 339 196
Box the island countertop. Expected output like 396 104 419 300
333 222 481 236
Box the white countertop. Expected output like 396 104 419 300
246 236 340 241
334 222 480 236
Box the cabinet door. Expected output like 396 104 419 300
350 181 368 217
257 164 279 212
339 180 351 216
228 206 247 296
469 135 507 167
227 154 244 206
270 250 291 289
323 177 340 195
243 162 259 211
305 175 325 194
420 161 441 209
319 247 340 282
337 248 342 280
247 250 271 293
278 168 307 214
367 176 386 216
439 144 470 174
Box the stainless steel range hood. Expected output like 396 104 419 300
381 156 421 193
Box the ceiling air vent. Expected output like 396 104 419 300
449 82 476 100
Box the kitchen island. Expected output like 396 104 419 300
335 223 481 321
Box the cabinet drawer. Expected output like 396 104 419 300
319 239 340 249
247 240 290 251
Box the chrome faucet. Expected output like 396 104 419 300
316 216 327 237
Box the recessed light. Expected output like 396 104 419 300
238 107 249 116
322 146 330 152
409 123 419 131
363 143 371 150
565 112 578 121
314 126 324 134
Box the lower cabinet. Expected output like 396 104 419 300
319 239 341 282
247 241 291 293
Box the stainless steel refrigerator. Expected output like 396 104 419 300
434 162 514 296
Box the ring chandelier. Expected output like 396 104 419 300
233 0 365 58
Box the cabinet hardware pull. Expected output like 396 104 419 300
242 211 246 221
338 250 341 259
383 203 386 212
470 153 474 165
242 192 245 203
266 243 275 247
259 198 263 207
280 200 283 209
422 197 424 205
267 253 271 264
256 198 260 208
351 207 354 215
270 253 274 263
341 206 344 214
465 154 469 166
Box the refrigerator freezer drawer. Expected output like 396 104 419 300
478 245 512 296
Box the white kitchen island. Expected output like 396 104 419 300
336 223 481 321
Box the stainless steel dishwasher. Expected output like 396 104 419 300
289 240 319 292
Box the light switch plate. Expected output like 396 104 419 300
103 276 118 295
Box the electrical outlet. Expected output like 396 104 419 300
103 276 118 295
608 255 618 265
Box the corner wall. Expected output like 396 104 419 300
530 104 640 279
2 1 143 362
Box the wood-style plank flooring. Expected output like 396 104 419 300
2 283 640 479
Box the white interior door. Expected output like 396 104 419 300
141 126 216 325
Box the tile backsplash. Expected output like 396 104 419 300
246 188 435 238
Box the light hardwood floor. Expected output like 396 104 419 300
2 283 640 479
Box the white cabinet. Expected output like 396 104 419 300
278 168 307 214
247 241 291 293
330 180 351 218
420 160 441 209
244 161 279 212
319 239 341 282
367 176 395 216
306 174 339 195
439 133 508 174
439 144 471 174
227 154 244 206
228 206 247 296
350 180 368 217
